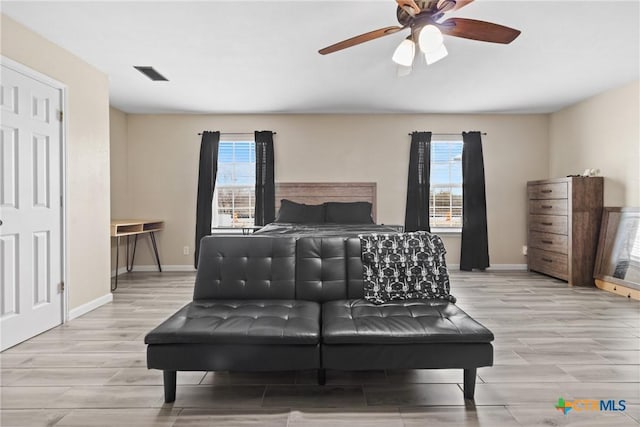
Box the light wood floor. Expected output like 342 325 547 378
1 271 639 426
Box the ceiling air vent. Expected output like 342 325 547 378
134 66 168 81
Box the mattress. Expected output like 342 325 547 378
254 222 400 237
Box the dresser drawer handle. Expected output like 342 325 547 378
542 258 553 263
541 222 553 226
541 205 553 209
541 240 553 244
541 190 553 193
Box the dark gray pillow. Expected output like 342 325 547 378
276 199 325 224
325 202 374 224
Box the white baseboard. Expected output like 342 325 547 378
448 264 527 271
135 265 196 272
111 265 196 277
487 264 527 271
68 293 113 321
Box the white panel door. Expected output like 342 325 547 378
1 63 64 351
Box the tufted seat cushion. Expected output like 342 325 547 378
322 299 494 345
145 300 320 345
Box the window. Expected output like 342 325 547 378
430 140 463 229
212 141 255 228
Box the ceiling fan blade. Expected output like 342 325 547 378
396 0 422 16
319 26 405 55
438 18 521 44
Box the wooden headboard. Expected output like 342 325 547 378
275 182 377 222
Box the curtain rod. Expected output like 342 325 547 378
408 132 487 136
197 132 277 136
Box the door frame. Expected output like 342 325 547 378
1 55 69 323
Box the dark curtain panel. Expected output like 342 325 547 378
404 132 432 232
254 131 275 226
460 131 490 271
194 131 220 268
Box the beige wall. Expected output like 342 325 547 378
550 80 640 206
110 107 129 218
115 114 549 267
1 15 111 310
109 107 129 273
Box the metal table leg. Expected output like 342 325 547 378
112 236 120 291
126 235 138 272
149 232 163 272
113 231 161 292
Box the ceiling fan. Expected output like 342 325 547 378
319 0 521 72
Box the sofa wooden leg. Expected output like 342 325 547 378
163 370 177 403
463 368 476 400
317 368 326 386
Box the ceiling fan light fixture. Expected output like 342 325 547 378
424 43 448 65
418 25 444 53
397 64 413 77
392 38 415 67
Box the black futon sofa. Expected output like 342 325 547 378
145 236 494 402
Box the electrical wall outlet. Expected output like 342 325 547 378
522 245 528 256
183 246 189 255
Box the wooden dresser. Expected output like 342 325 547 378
527 177 603 286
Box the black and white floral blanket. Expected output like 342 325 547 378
359 231 456 304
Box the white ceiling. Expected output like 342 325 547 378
3 1 639 114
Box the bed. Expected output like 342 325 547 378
255 182 400 237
